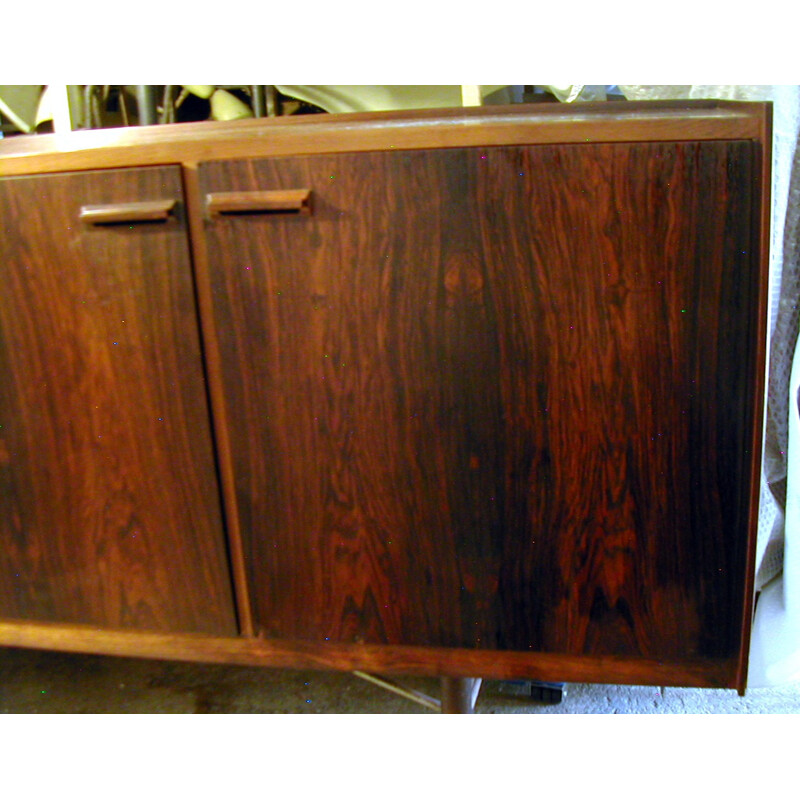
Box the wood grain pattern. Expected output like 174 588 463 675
0 618 740 688
80 199 177 224
0 101 768 178
205 189 312 217
736 110 773 691
198 141 763 679
181 162 254 636
0 166 237 635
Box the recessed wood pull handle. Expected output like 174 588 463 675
205 189 312 218
80 199 177 225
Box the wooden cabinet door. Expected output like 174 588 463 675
0 166 237 636
198 143 761 677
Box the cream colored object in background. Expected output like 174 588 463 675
0 85 71 133
209 89 253 121
34 85 72 133
0 85 43 133
184 86 254 121
460 85 483 107
183 85 215 99
274 85 515 113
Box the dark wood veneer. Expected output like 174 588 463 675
0 101 767 178
0 102 771 696
0 619 739 688
198 139 761 673
0 166 237 635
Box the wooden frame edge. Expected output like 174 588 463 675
0 619 738 689
181 162 254 637
735 102 774 695
0 101 769 178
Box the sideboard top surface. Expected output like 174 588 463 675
0 100 772 177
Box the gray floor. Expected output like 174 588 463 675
1 646 799 713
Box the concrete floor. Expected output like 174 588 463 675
2 646 800 713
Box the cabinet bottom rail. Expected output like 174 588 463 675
0 619 743 691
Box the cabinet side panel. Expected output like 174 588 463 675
0 167 237 635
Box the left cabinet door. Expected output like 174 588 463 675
0 166 238 636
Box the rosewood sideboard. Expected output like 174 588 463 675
0 100 772 711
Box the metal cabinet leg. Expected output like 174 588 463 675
441 677 482 713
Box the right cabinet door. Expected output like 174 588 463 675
198 142 761 672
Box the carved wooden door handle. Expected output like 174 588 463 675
80 199 177 224
205 189 312 218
